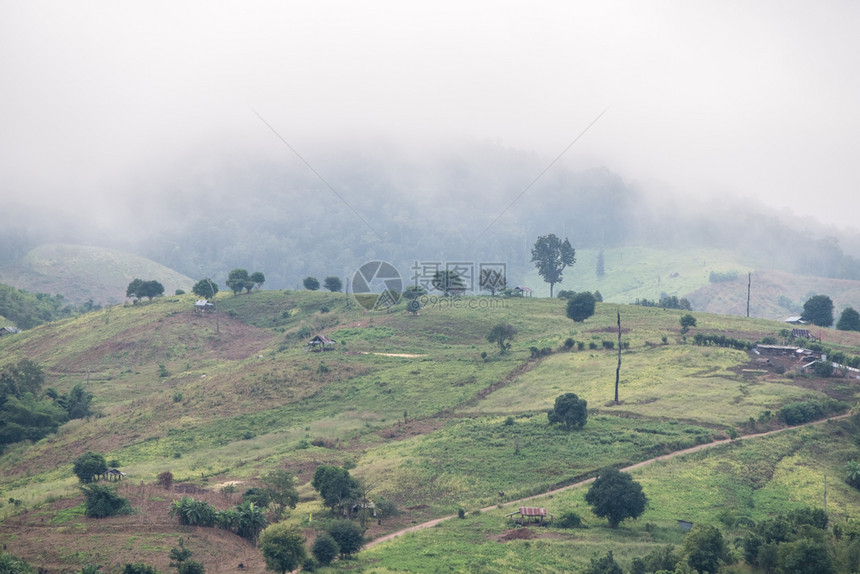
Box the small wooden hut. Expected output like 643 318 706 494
306 334 336 352
506 507 553 525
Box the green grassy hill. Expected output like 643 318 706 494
1 291 859 572
0 243 194 306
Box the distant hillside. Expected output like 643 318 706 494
0 244 193 306
520 246 860 320
688 269 860 320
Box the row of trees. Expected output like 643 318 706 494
800 294 860 331
126 278 165 302
303 276 342 292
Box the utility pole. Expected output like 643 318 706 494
747 272 751 318
615 310 621 403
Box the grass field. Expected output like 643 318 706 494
1 289 860 572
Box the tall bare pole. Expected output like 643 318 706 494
747 272 751 318
615 310 621 403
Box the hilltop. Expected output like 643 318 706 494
1 290 859 572
0 243 194 306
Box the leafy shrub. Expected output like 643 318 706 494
326 519 365 557
557 511 584 529
81 484 132 518
312 532 340 565
563 337 575 350
777 399 847 425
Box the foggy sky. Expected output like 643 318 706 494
2 1 859 231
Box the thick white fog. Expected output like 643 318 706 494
2 0 859 231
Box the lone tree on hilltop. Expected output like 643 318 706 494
126 279 164 302
531 234 576 297
837 307 860 331
487 323 516 354
192 279 218 299
324 276 343 292
566 292 596 322
250 271 266 290
303 276 320 291
227 269 255 294
801 294 834 327
548 392 588 430
585 467 647 528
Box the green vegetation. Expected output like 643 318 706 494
531 234 576 297
259 522 306 573
585 467 647 528
566 291 596 322
547 392 588 430
73 452 107 483
803 294 835 327
1 289 860 571
0 282 76 329
81 483 132 518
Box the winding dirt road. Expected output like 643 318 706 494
365 413 851 549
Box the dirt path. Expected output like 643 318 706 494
365 413 852 549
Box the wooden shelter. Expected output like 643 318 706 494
103 468 126 481
506 507 553 525
791 329 820 342
306 334 336 352
194 299 215 313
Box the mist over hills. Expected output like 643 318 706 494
2 140 859 306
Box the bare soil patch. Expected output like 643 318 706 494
0 483 265 573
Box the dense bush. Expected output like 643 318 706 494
693 333 752 350
634 296 692 310
81 484 132 518
777 399 847 425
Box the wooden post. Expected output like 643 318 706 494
615 310 621 403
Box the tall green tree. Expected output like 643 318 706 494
801 294 834 327
226 269 253 294
259 522 307 574
837 307 860 331
126 278 145 301
0 359 45 402
323 276 343 292
73 451 107 483
547 392 588 430
311 531 340 566
683 524 726 574
312 465 361 514
326 519 365 557
303 276 320 291
486 323 516 354
250 271 266 290
585 467 647 528
531 234 576 297
260 469 299 520
191 279 218 299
